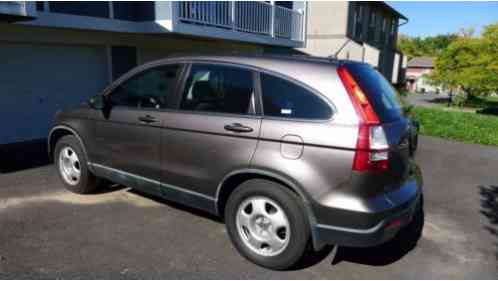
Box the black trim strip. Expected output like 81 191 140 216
89 162 215 201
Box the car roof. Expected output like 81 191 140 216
143 54 366 94
155 53 342 66
145 54 366 76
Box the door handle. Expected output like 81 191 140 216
138 115 157 124
224 123 253 133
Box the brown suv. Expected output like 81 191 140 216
49 55 423 270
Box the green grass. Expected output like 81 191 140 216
413 107 498 146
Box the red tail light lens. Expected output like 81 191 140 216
337 66 380 125
338 66 389 172
353 124 389 172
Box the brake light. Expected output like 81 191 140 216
338 66 389 172
337 67 379 125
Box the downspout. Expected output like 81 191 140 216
397 17 409 84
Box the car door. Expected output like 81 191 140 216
159 63 261 200
93 64 182 193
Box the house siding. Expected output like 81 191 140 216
302 1 405 84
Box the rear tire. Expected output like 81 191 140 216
54 135 99 194
225 179 311 270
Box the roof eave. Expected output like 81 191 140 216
381 2 408 20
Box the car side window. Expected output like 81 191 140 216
180 64 254 115
260 73 332 119
109 64 180 109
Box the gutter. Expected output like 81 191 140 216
398 17 409 27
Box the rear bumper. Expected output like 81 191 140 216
310 167 423 249
313 192 420 248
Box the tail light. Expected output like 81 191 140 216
338 66 389 172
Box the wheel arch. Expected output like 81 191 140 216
48 125 90 169
215 169 309 215
215 168 323 251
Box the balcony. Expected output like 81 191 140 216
173 1 305 47
16 1 306 48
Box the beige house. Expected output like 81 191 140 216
301 1 407 84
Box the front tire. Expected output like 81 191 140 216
54 135 99 194
225 179 311 270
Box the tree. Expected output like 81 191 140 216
481 23 498 91
397 35 424 59
432 37 484 97
423 34 459 55
397 33 458 59
430 23 498 100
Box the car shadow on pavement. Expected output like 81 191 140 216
129 187 426 269
86 182 220 222
332 238 416 266
127 188 338 270
128 189 223 223
478 185 498 261
0 139 51 173
123 187 427 269
92 181 128 194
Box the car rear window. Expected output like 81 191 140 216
346 63 402 123
260 73 332 120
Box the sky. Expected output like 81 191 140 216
387 1 498 37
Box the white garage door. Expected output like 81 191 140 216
0 42 108 144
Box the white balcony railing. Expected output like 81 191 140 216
178 1 232 29
178 1 304 42
274 5 303 40
235 1 272 35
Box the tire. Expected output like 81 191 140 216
54 135 99 194
224 179 311 270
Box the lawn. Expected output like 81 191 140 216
413 107 498 146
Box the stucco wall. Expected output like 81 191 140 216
306 1 349 36
363 43 379 67
138 40 263 64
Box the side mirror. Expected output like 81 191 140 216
89 95 106 110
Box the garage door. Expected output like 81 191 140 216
0 42 108 144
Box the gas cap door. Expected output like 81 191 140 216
280 135 304 160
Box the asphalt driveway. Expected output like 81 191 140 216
0 136 497 279
404 92 451 108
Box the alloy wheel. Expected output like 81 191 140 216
236 196 291 257
58 146 81 186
